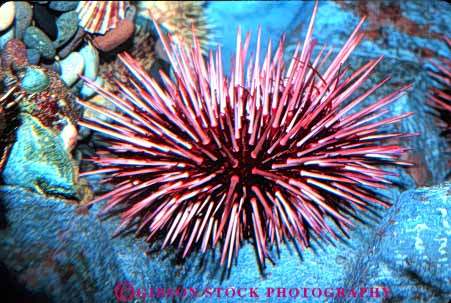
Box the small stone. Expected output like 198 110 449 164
82 94 114 123
148 58 170 87
0 2 15 31
33 4 58 41
49 1 78 12
59 51 84 86
80 76 104 99
19 67 50 93
70 77 84 95
54 11 79 48
23 26 56 59
59 119 78 151
0 25 14 51
125 4 136 21
14 2 33 40
1 39 28 69
26 48 41 65
92 19 134 52
58 27 85 59
79 43 99 80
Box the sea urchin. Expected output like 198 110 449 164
78 3 414 269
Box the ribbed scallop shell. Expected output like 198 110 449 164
76 1 128 35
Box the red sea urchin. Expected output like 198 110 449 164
78 3 415 269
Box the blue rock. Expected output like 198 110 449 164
14 1 33 40
26 48 41 65
335 182 451 303
54 11 79 48
1 180 449 302
80 76 103 99
0 186 181 302
49 1 79 12
19 67 50 93
79 42 99 80
2 114 78 198
0 26 14 51
58 51 84 86
23 26 55 59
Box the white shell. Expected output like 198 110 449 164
76 1 128 35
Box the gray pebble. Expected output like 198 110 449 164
14 2 33 40
23 26 55 59
49 1 79 12
54 11 79 48
26 48 41 65
58 27 85 59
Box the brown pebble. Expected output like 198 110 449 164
1 39 28 69
92 19 134 52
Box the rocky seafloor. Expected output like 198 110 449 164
0 1 450 303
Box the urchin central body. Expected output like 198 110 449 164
79 2 414 269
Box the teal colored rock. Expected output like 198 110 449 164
0 26 14 51
80 76 104 99
53 11 79 48
70 77 84 95
14 1 33 39
23 26 55 59
79 43 99 80
59 51 84 86
49 1 78 12
2 114 78 198
26 48 41 65
19 67 50 93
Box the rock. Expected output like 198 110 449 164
1 39 28 69
69 77 84 95
148 58 170 87
58 118 78 152
341 183 451 303
80 76 104 99
0 2 15 31
57 27 85 59
14 1 33 39
54 11 79 48
48 1 78 12
33 4 58 40
0 186 176 302
82 93 114 122
16 67 79 132
2 114 78 198
19 67 50 93
58 51 84 86
23 26 56 60
125 3 136 21
92 19 135 52
0 26 14 51
79 43 99 80
26 48 41 65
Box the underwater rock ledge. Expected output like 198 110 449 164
0 182 449 303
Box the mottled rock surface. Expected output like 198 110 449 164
0 1 450 303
